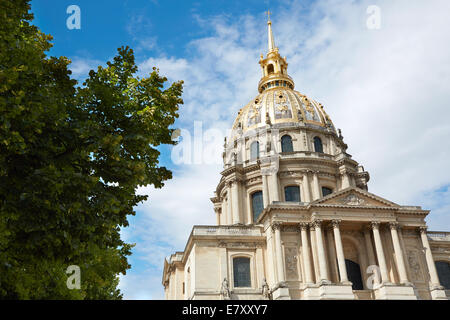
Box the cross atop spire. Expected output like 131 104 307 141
266 10 271 22
266 10 276 52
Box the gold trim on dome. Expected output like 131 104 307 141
230 87 333 140
244 92 266 132
292 91 324 127
310 99 326 124
286 90 304 122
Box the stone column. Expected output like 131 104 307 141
231 180 240 224
215 207 221 225
309 223 319 280
226 185 232 225
332 220 349 283
326 227 338 283
269 173 280 202
363 226 378 285
389 222 409 284
313 219 329 283
419 227 441 287
299 223 313 284
312 171 320 200
364 227 376 266
303 172 311 202
349 174 356 187
341 172 350 189
371 222 389 284
272 222 286 284
262 174 269 208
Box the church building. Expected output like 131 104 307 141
162 15 450 300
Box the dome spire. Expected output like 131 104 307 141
266 10 276 52
258 11 294 93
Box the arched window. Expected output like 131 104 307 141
322 187 333 197
281 135 293 153
250 141 259 160
284 186 300 202
345 259 364 290
233 257 251 287
267 64 274 74
313 136 323 153
251 191 263 222
435 261 450 289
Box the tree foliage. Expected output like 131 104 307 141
0 0 183 299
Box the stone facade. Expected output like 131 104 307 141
162 17 450 300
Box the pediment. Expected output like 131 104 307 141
311 187 400 208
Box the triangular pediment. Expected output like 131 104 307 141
311 187 400 208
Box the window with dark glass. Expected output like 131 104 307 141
284 186 300 202
435 261 450 289
267 64 274 74
313 136 323 153
251 191 264 222
322 187 333 197
345 259 364 290
233 257 251 287
281 135 294 153
250 141 259 160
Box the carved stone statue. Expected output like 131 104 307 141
262 278 270 300
221 278 231 299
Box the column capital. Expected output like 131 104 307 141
312 219 323 229
331 219 341 229
298 222 309 231
230 178 242 185
370 221 380 230
272 221 282 231
389 222 399 230
419 226 428 234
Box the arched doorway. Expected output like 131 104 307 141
342 238 365 290
345 259 364 290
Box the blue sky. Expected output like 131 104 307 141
30 0 450 299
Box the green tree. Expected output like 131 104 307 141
0 0 183 299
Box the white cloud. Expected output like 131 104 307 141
68 57 104 80
120 0 450 299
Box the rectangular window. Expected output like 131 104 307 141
233 257 251 287
285 186 300 202
252 191 264 222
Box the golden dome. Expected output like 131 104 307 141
232 87 336 134
230 13 336 136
